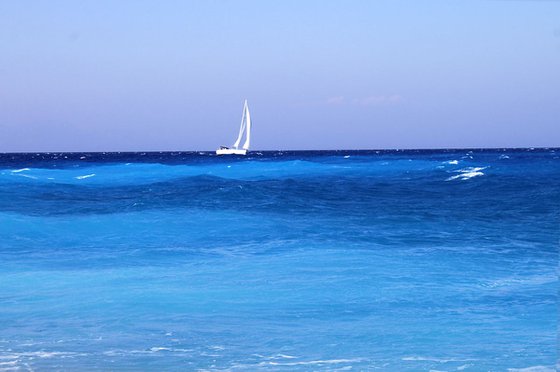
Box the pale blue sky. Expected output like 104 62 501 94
0 0 558 151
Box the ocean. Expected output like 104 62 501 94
0 149 558 371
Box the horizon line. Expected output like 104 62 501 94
0 146 558 155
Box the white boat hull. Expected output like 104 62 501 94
216 148 247 155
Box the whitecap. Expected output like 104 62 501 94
0 366 19 372
0 351 83 359
508 366 555 372
149 347 171 352
79 156 86 159
256 353 298 360
446 171 483 181
344 155 350 159
75 174 96 180
481 274 556 289
403 356 476 363
29 351 78 358
104 347 192 356
15 174 38 180
265 358 365 366
446 167 486 181
0 361 18 366
11 168 30 173
446 160 459 165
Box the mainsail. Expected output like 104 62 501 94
242 102 251 150
232 100 250 150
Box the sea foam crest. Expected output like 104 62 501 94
75 174 96 180
507 366 556 372
264 358 365 366
446 167 486 181
402 356 476 362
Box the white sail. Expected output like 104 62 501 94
232 100 247 149
216 100 251 155
242 103 251 150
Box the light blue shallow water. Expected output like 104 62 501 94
0 149 558 371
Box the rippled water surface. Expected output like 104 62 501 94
0 149 558 371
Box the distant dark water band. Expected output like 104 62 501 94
0 148 557 169
0 174 557 218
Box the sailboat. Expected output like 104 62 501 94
216 100 251 155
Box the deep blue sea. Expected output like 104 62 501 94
0 149 558 371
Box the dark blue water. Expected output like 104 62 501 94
0 149 558 371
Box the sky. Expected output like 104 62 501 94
0 0 559 151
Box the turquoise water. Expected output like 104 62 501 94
0 149 558 371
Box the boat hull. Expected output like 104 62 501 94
216 148 247 155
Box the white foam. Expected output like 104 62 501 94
14 174 38 180
104 347 191 356
446 167 486 181
0 367 20 372
403 356 476 363
149 347 171 352
446 171 483 181
75 174 95 180
507 366 555 372
0 361 18 366
446 160 459 165
29 351 77 358
0 351 81 359
481 274 556 289
11 168 30 173
79 156 86 159
255 353 298 360
344 155 350 159
265 358 364 366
